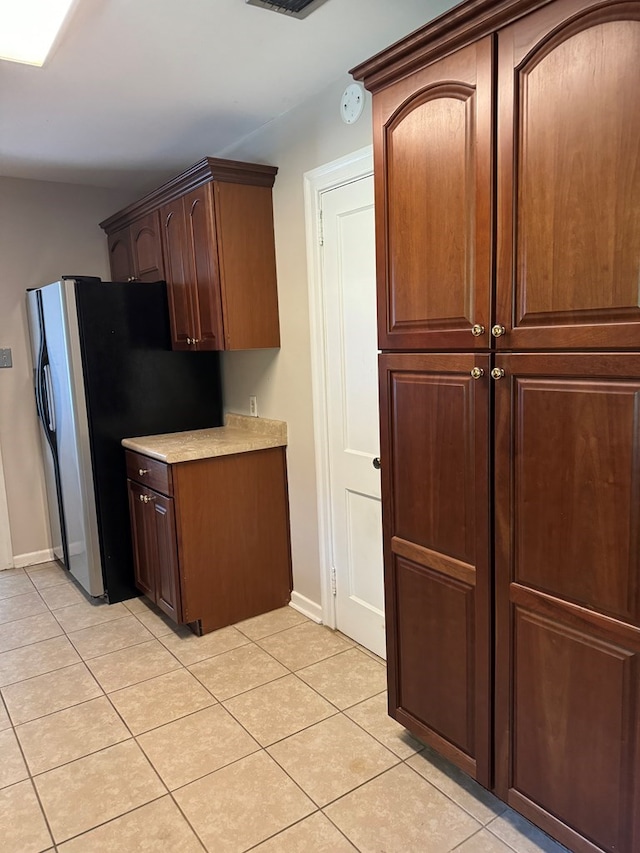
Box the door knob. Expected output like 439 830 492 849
491 324 506 337
372 457 381 470
491 367 505 380
470 324 485 337
470 367 484 379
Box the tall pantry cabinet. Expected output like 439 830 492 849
353 2 640 852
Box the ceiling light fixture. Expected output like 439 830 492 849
0 0 77 66
245 0 330 19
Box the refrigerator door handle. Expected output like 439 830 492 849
43 364 56 433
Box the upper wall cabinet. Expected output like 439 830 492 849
107 211 165 283
101 158 280 351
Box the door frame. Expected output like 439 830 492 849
303 145 374 628
0 437 14 570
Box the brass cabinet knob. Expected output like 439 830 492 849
372 457 381 470
491 367 505 380
138 468 148 476
491 324 506 337
186 337 192 345
471 324 485 337
138 494 155 504
470 367 484 379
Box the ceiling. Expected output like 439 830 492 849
0 0 453 193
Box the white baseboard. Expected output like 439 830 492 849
289 591 323 623
13 549 55 569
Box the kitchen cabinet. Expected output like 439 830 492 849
127 477 181 623
161 184 224 351
354 1 640 851
101 157 280 351
124 433 292 635
107 211 164 283
378 352 492 785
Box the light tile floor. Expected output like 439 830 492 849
0 562 571 853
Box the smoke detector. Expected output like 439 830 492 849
245 0 330 19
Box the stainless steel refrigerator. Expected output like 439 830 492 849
26 277 223 602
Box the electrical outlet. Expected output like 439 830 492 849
0 349 12 368
249 396 258 417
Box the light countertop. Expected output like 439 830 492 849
122 413 287 463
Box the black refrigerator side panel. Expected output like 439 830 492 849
74 281 223 603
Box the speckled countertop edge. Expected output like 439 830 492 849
121 413 287 463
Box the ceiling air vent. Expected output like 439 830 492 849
245 0 330 19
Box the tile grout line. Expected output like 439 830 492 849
448 824 490 852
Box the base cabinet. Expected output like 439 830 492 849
125 446 292 634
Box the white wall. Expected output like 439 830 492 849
220 74 380 610
0 177 131 563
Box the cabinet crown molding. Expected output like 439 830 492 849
350 0 553 91
100 156 278 234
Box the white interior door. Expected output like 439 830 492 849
321 174 385 658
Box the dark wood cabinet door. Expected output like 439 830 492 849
214 182 280 350
379 352 491 785
130 211 164 282
161 198 195 350
150 491 182 623
496 0 640 350
183 185 224 351
107 227 134 282
373 38 493 351
494 353 640 853
127 479 155 601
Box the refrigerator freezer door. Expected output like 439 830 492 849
28 282 104 597
26 289 67 567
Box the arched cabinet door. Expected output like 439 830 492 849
496 0 640 350
130 212 164 282
183 185 224 351
107 227 134 282
161 199 195 350
373 37 493 351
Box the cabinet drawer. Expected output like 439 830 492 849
125 450 173 496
